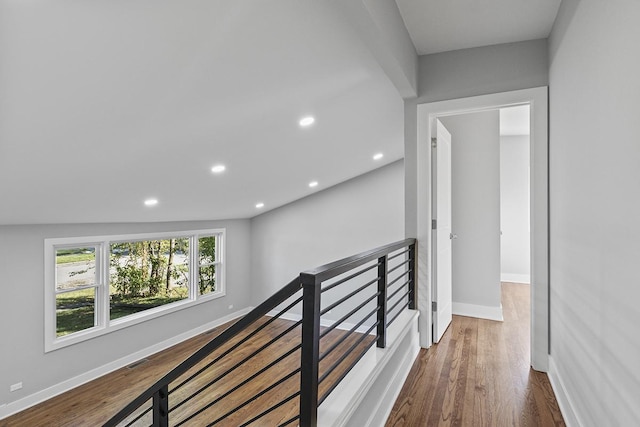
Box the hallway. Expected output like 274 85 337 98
386 282 564 426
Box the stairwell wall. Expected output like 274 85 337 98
250 160 405 307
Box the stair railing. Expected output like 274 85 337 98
104 238 416 427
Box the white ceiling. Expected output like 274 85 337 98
0 1 560 225
395 0 561 55
0 1 404 224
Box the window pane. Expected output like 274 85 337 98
56 288 96 337
199 265 216 295
199 236 216 265
56 247 96 291
109 238 189 320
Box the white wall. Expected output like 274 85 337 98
405 39 549 356
549 0 640 425
417 39 548 104
406 38 548 240
440 111 502 315
250 161 405 305
0 220 251 410
500 135 530 283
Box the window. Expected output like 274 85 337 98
198 235 219 296
55 246 101 337
109 237 191 322
45 229 225 351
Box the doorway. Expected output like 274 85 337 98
413 87 549 372
430 106 531 343
500 105 531 285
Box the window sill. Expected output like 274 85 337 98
45 290 225 353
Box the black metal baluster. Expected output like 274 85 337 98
300 272 321 427
152 385 168 427
104 239 417 427
377 255 388 348
408 243 416 309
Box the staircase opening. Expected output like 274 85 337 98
104 239 419 427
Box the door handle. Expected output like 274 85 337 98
450 233 457 240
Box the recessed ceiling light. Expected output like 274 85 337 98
299 116 315 127
373 153 384 160
144 198 158 207
211 164 226 174
308 181 318 188
255 202 265 209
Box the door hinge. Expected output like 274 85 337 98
432 301 437 312
431 137 437 148
432 219 437 229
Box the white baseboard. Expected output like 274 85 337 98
268 309 419 426
318 310 420 427
364 325 420 427
548 356 583 427
0 307 252 421
501 273 530 284
452 302 503 321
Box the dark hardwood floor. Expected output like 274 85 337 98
385 282 565 426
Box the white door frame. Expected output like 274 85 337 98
414 87 549 371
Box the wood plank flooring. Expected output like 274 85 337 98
3 283 564 426
1 319 234 427
1 316 373 427
386 282 565 427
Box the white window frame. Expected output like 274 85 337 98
195 233 224 298
44 228 226 352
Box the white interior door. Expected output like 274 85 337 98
432 119 453 343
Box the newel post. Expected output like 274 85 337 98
152 385 169 427
300 273 321 427
376 255 388 348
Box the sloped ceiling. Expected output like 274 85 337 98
0 1 404 224
0 1 561 225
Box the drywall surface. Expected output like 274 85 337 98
337 0 417 97
250 161 404 305
418 39 548 103
500 135 530 282
440 111 501 310
361 0 418 93
0 219 251 408
549 0 640 425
